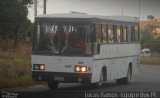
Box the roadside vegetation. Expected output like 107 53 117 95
0 0 34 88
0 41 33 88
141 54 160 66
140 18 160 66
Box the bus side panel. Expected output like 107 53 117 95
91 59 117 83
92 43 140 82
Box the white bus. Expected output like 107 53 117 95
32 12 141 89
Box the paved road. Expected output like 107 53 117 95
1 64 160 98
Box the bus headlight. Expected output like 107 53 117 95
75 66 81 72
75 66 87 72
81 66 87 72
40 64 45 70
33 64 45 70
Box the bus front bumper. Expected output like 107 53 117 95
32 71 92 83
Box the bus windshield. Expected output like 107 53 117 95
33 22 92 56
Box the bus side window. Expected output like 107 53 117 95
102 24 107 43
138 26 140 42
135 26 139 42
116 25 121 42
131 26 135 42
91 24 100 55
106 24 109 43
108 25 114 43
120 26 124 42
90 25 96 42
113 25 117 42
127 26 132 42
123 26 128 42
95 24 101 43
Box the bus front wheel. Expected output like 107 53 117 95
47 81 59 90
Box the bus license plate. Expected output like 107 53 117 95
54 77 64 81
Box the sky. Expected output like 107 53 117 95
28 0 160 22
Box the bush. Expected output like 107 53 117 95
141 53 160 65
0 41 33 88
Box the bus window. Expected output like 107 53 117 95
123 26 127 42
116 25 121 42
138 27 140 42
95 24 101 43
131 26 135 42
33 23 92 55
102 24 107 43
90 25 96 42
106 24 109 42
135 26 139 42
108 25 114 43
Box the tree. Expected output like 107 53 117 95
0 0 33 47
140 19 160 52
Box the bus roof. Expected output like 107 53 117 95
36 12 139 23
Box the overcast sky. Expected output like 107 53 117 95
28 0 160 22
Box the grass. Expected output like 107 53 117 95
0 41 33 88
141 53 160 65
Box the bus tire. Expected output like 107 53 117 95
116 66 131 85
47 81 59 90
95 70 104 88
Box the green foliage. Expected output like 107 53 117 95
141 34 160 51
0 0 33 40
141 55 160 66
0 42 33 88
141 20 160 52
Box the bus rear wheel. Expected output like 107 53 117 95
116 67 131 85
47 81 59 90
